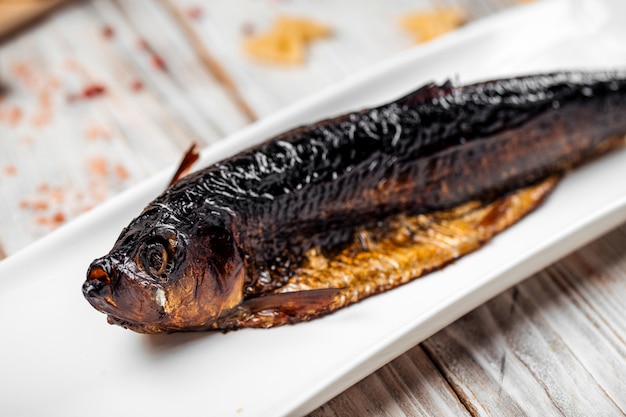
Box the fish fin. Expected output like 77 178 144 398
397 79 455 105
215 288 343 330
241 288 342 316
169 144 200 187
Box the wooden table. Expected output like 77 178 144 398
1 1 625 415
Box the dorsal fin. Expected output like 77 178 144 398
396 79 455 106
169 144 200 187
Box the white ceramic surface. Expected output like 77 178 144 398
1 0 626 416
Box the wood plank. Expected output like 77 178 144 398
519 231 626 411
160 0 258 124
0 0 70 39
310 346 471 417
310 224 626 416
0 0 252 254
423 304 565 416
93 0 250 144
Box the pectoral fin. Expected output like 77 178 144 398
242 288 341 315
213 288 342 330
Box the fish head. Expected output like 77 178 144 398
82 207 245 333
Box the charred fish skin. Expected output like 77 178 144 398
166 71 626 290
83 70 626 333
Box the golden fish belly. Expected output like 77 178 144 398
213 176 558 330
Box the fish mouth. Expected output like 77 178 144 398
105 315 163 334
82 279 123 320
83 257 166 326
83 259 118 314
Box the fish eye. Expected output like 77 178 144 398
138 238 172 279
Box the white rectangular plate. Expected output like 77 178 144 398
1 0 626 416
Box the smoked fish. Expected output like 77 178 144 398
83 71 626 333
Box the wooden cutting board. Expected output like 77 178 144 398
0 0 70 39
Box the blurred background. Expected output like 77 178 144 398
0 0 528 257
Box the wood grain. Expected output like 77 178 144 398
0 0 70 39
160 0 258 123
309 224 626 416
